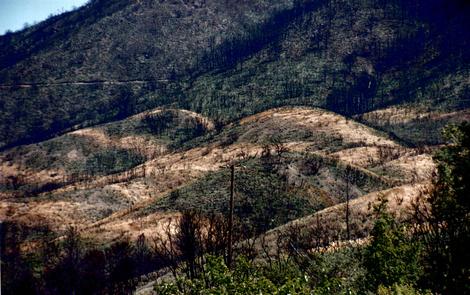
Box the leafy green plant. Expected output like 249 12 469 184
377 284 431 295
363 196 422 292
154 256 313 295
415 122 470 294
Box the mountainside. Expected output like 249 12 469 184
0 0 469 149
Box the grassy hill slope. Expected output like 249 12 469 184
0 107 434 243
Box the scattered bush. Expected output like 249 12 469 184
364 196 422 292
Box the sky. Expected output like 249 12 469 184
0 0 89 35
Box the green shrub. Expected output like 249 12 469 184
364 197 422 292
154 256 324 294
417 122 470 294
377 284 431 295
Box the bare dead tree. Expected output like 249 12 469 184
227 164 235 268
345 166 352 241
152 219 180 280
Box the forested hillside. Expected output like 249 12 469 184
0 0 468 148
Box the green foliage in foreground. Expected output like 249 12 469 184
376 284 431 295
155 256 338 295
154 253 429 295
364 197 422 292
418 122 470 294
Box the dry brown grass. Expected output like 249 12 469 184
240 107 398 147
0 106 436 244
357 106 470 126
0 107 212 198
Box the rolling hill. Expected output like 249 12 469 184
0 106 434 244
